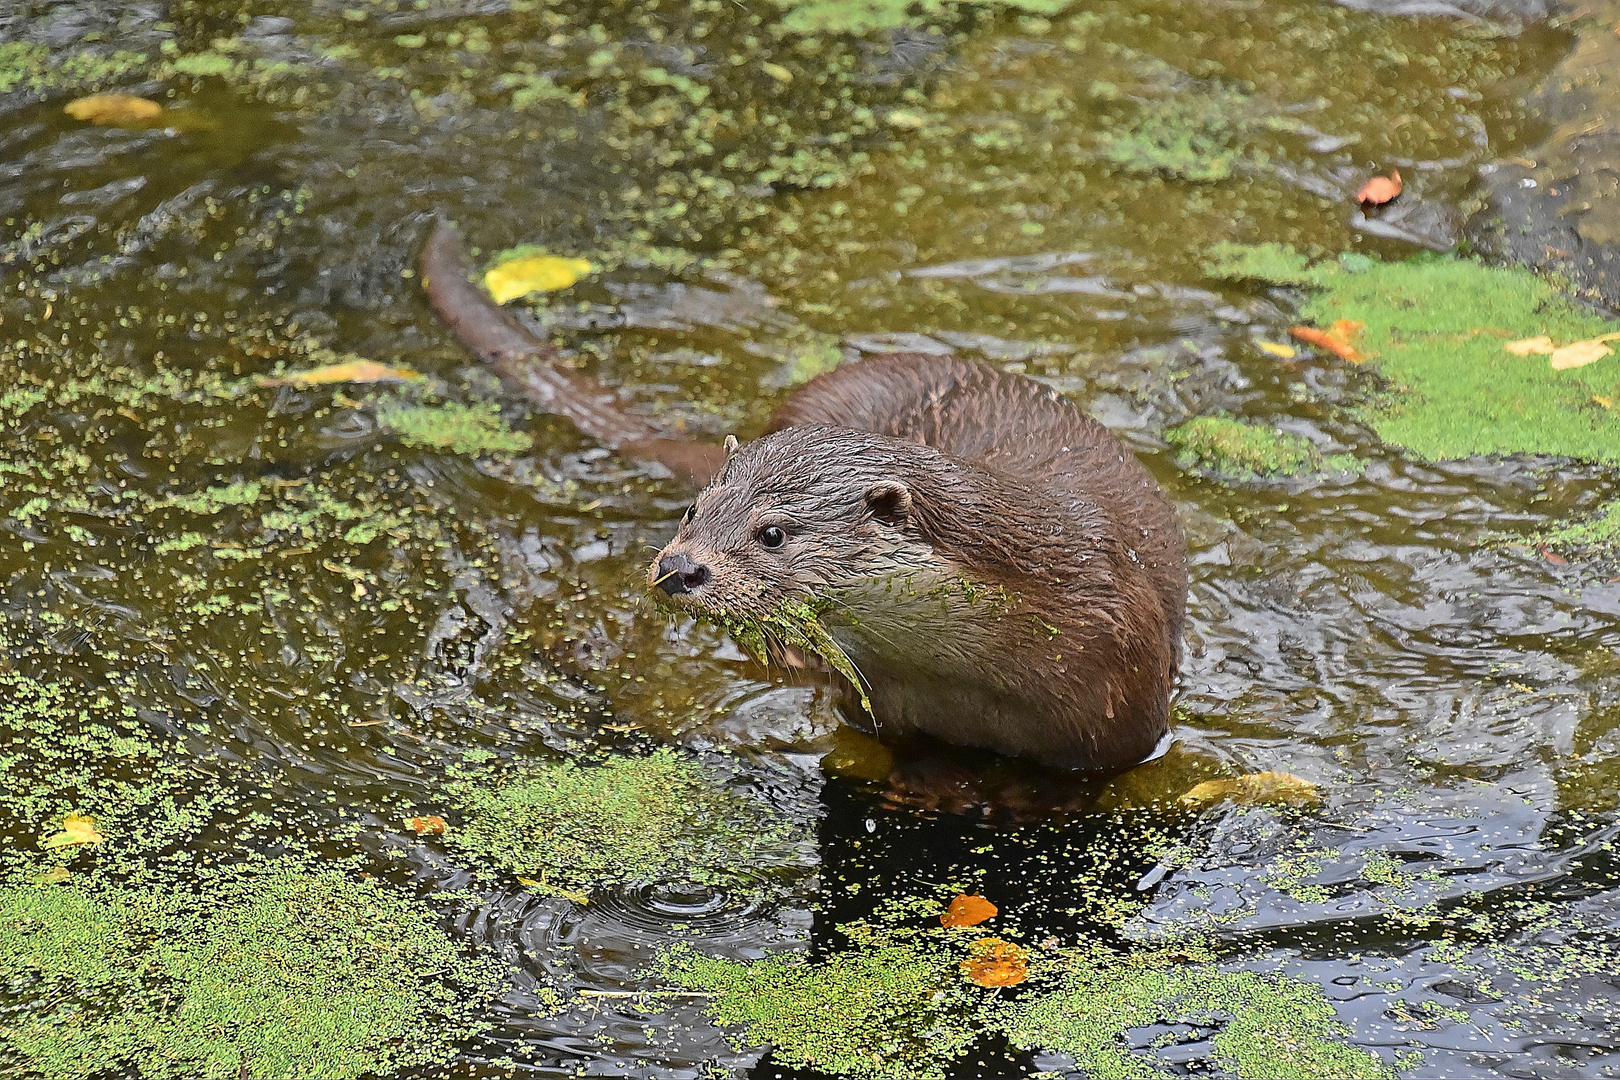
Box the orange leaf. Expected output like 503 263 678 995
960 938 1028 987
406 815 446 835
1289 325 1364 363
941 894 998 928
1355 169 1402 206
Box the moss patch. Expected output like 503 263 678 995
1167 416 1359 481
1000 955 1393 1080
0 868 498 1080
442 749 802 896
1207 248 1620 464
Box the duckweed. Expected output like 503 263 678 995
1001 954 1393 1080
662 927 977 1079
1167 416 1359 481
1533 499 1620 552
1207 247 1620 463
376 399 534 457
0 868 500 1080
443 749 804 895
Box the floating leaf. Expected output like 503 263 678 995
1355 169 1401 206
483 254 593 304
1549 335 1619 371
1180 770 1321 809
1505 335 1555 356
1289 322 1364 363
63 93 163 126
1256 340 1297 359
41 812 104 850
29 866 72 885
761 62 794 84
259 359 422 386
960 938 1028 988
406 815 447 835
941 894 998 928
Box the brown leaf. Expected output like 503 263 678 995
64 93 164 126
406 815 447 835
1289 324 1364 363
960 938 1028 988
1355 169 1402 206
1504 335 1555 356
1180 770 1321 809
259 359 423 386
941 894 998 928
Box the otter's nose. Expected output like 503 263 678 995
654 552 711 596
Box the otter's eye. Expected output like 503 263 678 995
756 525 786 549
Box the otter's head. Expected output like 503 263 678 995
646 425 938 623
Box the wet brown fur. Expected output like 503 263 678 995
421 218 1186 769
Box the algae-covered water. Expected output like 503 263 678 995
4 1 1620 1077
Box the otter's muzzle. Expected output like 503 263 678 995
652 551 711 596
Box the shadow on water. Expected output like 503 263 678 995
3 0 1620 1077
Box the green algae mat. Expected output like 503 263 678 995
1207 245 1620 466
5 0 1620 1077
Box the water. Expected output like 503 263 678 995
2 1 1617 1077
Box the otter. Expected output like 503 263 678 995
420 220 1187 770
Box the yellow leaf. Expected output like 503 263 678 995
1504 335 1555 356
1256 341 1297 359
1593 395 1614 410
64 93 164 126
1179 770 1320 809
761 62 794 84
41 812 104 850
1550 339 1614 371
30 866 72 885
259 360 422 386
483 255 593 304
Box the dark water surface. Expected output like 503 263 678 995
3 0 1619 1077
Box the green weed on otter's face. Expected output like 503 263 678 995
711 597 874 715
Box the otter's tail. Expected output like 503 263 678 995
419 218 722 486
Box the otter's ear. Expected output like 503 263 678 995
864 481 912 527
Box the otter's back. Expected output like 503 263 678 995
769 353 1186 642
